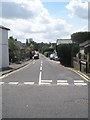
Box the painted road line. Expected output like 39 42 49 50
39 71 42 85
0 82 4 85
24 82 34 85
41 64 42 67
33 62 35 64
0 62 33 79
68 68 90 82
40 82 51 85
8 82 19 85
74 80 84 83
57 80 67 83
41 61 43 64
40 66 42 71
74 83 87 86
57 83 69 85
78 71 90 81
41 80 52 83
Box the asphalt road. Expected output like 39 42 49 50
1 54 88 118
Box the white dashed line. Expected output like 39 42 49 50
40 66 42 71
57 80 67 83
8 82 19 85
39 71 42 85
74 83 87 86
0 82 4 85
57 83 69 85
41 80 52 83
41 61 43 64
40 82 51 85
24 82 34 85
74 80 84 83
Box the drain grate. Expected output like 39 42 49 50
75 99 88 105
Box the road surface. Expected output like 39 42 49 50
1 54 88 118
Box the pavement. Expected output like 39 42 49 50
0 54 89 119
0 59 33 76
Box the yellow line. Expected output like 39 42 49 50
0 62 31 79
78 71 90 80
68 68 90 82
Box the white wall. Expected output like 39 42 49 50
0 28 9 68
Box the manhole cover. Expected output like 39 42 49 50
75 99 88 105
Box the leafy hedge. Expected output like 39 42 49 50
71 32 90 44
57 43 79 66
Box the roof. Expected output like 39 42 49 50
57 39 72 45
15 41 26 50
79 40 90 48
0 25 10 31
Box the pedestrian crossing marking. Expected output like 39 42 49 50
0 82 4 85
74 83 87 86
24 82 34 85
74 80 84 83
57 80 67 83
8 82 19 85
57 83 69 85
1 79 88 86
40 82 51 85
41 80 52 83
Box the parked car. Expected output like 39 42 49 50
50 54 55 60
50 54 58 61
53 55 58 61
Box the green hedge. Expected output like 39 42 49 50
57 44 79 66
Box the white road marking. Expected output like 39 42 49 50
41 64 42 67
0 82 4 85
74 80 84 83
57 80 67 83
24 82 34 85
33 62 35 64
74 83 87 86
8 82 18 85
40 66 42 71
41 80 52 83
40 82 51 85
57 83 69 85
0 62 33 79
41 61 43 64
39 71 42 85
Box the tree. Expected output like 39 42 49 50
8 37 20 63
26 39 29 46
30 43 34 51
71 32 90 44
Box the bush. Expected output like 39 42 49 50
57 44 79 66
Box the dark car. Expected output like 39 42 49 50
34 53 39 59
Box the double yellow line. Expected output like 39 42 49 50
68 68 90 82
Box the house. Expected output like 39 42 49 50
56 39 72 45
79 40 90 73
49 43 56 49
0 26 10 68
73 40 90 73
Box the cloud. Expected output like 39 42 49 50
66 0 88 19
1 0 74 43
2 2 34 19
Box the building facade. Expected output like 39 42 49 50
73 40 90 73
57 39 72 45
0 26 10 68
